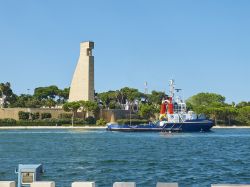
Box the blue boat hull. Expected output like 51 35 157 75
106 120 214 132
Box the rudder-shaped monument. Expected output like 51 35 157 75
69 41 94 102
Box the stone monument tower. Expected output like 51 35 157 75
69 41 94 102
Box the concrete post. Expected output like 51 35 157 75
72 182 95 187
113 182 136 187
30 181 55 187
156 182 179 187
0 181 15 187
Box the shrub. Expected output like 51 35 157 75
0 118 17 125
31 112 40 120
73 118 87 125
18 119 55 126
85 116 96 124
18 118 71 126
57 118 72 124
18 111 30 120
41 112 52 119
96 118 107 126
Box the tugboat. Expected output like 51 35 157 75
106 80 214 132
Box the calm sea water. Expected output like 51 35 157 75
0 128 250 187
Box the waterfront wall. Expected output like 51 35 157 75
0 108 68 120
100 109 137 122
0 108 132 122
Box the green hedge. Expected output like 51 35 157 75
31 112 40 120
41 112 52 119
85 116 96 124
0 118 98 126
116 119 149 125
0 118 17 126
18 111 30 120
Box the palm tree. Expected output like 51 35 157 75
63 101 81 126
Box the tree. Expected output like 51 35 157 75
97 91 113 108
0 82 17 107
44 98 56 108
80 100 99 118
34 85 59 100
115 90 124 105
120 87 142 102
57 87 70 103
222 106 238 125
9 94 31 108
187 93 226 124
139 104 157 120
63 101 81 126
187 93 225 107
236 101 250 108
10 94 43 108
26 98 43 108
147 91 165 106
193 105 209 117
236 106 250 125
207 107 224 125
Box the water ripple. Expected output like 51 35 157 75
0 129 250 187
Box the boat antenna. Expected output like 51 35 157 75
169 79 175 98
144 81 148 95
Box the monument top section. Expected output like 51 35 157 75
80 41 94 56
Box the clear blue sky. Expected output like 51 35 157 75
0 0 249 103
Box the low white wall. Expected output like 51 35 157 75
0 181 15 187
211 185 250 187
156 182 179 187
72 182 95 187
113 182 136 187
30 181 55 187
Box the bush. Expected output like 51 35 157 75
56 118 72 124
18 111 30 120
96 118 107 126
0 118 17 125
0 118 93 126
117 119 148 125
18 118 70 126
41 112 52 119
85 116 96 124
73 118 88 125
59 113 72 119
31 112 40 120
18 119 56 126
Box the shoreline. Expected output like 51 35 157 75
212 125 250 128
0 125 249 129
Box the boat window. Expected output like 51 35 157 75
21 172 34 184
